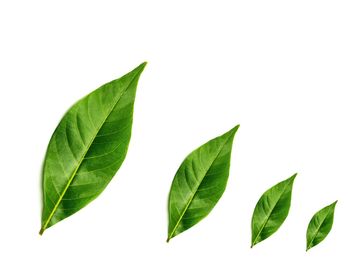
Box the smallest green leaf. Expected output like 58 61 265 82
306 201 337 251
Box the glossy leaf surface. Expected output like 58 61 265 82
306 201 337 251
251 173 297 247
40 62 146 234
167 125 239 242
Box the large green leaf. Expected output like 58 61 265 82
40 62 146 235
306 201 337 251
251 173 297 247
167 125 240 242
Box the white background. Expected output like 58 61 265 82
0 0 349 260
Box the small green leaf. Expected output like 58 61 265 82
40 62 146 235
167 125 240 242
306 201 337 251
251 173 297 247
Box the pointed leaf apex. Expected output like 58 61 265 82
127 62 147 77
329 200 338 209
226 124 240 136
137 61 147 71
290 173 298 181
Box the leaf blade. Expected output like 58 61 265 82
251 173 297 247
306 201 337 251
167 125 240 242
40 62 146 234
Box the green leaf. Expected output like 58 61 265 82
167 125 240 242
40 62 146 235
306 201 337 251
251 173 297 247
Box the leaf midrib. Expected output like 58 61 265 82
251 176 294 247
167 131 234 242
40 73 140 235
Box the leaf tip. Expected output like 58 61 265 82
289 173 298 182
137 61 147 71
166 237 170 243
128 62 147 77
233 124 240 131
330 200 338 210
226 124 240 136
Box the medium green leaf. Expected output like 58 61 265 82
40 62 146 235
251 173 297 247
306 201 337 251
167 125 240 242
